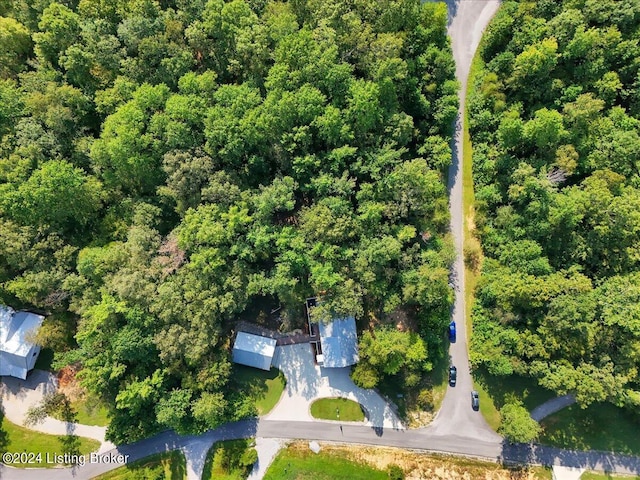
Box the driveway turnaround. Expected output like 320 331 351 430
0 370 115 453
266 343 404 430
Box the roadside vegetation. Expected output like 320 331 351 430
264 441 551 480
264 443 389 480
582 473 640 480
232 366 285 416
202 439 257 480
309 397 365 422
92 451 186 480
47 385 110 427
467 0 640 445
540 403 640 456
0 0 457 442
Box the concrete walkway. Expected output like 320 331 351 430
181 438 214 480
247 438 283 480
530 394 577 422
180 435 282 480
0 370 115 453
266 343 404 430
552 465 585 480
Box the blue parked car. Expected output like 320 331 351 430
449 321 456 342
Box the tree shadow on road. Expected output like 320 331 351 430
499 438 640 478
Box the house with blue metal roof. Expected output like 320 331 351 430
306 298 359 368
317 316 359 368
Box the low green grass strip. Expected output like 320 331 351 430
582 473 640 480
92 451 186 479
0 416 101 469
463 44 502 433
310 398 365 422
264 446 387 480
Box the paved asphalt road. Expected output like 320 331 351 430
3 419 640 479
426 0 501 443
3 2 640 480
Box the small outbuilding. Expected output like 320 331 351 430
232 332 277 371
317 316 359 368
0 305 45 380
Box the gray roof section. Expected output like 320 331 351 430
0 306 44 357
232 332 277 371
318 316 359 368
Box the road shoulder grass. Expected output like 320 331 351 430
264 442 550 480
582 473 640 480
463 47 502 433
264 443 388 480
92 451 186 479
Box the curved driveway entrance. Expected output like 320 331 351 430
266 343 403 430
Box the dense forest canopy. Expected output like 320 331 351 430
469 0 640 414
0 0 457 441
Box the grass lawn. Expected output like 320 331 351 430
201 439 255 480
51 393 110 427
264 442 551 480
540 403 640 455
71 395 110 427
233 366 285 415
582 473 640 480
471 368 556 432
264 444 388 480
51 394 109 427
429 352 450 413
310 398 365 422
376 351 449 426
92 451 186 479
0 416 100 468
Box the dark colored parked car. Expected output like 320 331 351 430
449 321 456 342
448 366 457 386
471 390 480 410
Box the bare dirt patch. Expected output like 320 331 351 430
56 365 83 402
368 307 418 333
